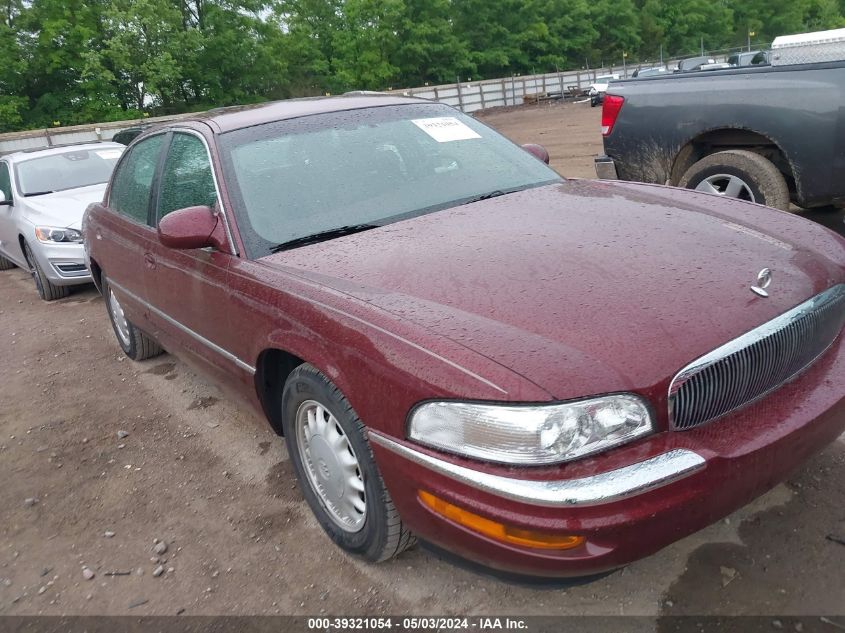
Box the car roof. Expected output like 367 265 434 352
3 141 124 164
179 94 432 133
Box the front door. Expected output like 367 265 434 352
143 130 243 380
0 160 25 266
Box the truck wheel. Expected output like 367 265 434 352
679 150 790 211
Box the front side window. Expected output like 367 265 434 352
16 147 123 197
218 103 561 258
0 162 11 201
156 133 218 222
109 135 165 224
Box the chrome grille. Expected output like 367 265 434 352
669 284 845 430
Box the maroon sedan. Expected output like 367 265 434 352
82 96 845 578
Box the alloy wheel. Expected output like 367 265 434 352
694 174 756 202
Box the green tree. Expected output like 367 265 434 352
394 0 473 87
589 0 641 65
730 0 845 46
0 0 27 131
96 0 192 112
332 0 403 90
192 2 288 106
451 0 525 78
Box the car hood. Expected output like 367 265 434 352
260 180 845 400
22 183 107 230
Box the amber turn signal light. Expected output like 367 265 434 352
418 490 585 551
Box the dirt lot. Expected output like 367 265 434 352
1 101 844 624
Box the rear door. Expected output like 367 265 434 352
142 130 244 381
93 133 167 328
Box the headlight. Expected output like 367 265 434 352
408 394 653 465
35 226 83 244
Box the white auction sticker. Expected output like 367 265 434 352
412 117 481 142
95 149 123 159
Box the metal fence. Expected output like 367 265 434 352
0 112 194 155
389 54 728 113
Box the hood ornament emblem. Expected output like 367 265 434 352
751 268 772 297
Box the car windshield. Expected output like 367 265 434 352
16 147 123 196
218 103 562 258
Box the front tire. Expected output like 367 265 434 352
102 275 163 361
282 364 415 562
23 241 69 301
679 149 790 211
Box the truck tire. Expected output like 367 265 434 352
679 150 790 211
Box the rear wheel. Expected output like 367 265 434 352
0 254 15 270
23 241 69 301
102 275 163 361
679 149 790 211
282 364 415 562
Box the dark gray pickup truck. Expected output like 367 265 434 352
594 61 845 211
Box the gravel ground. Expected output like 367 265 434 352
1 101 844 622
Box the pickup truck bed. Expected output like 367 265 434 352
596 61 845 210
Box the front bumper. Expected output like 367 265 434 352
30 240 92 286
370 336 845 578
594 155 619 180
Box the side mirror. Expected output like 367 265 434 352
0 190 10 206
522 143 550 165
158 205 226 251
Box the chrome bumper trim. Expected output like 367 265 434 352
369 432 705 507
51 261 90 278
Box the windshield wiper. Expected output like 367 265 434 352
270 223 380 253
465 190 506 204
23 190 55 197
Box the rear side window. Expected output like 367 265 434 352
0 162 10 201
156 133 217 221
109 135 165 224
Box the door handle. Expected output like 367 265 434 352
144 253 156 270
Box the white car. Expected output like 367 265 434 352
0 142 123 300
588 74 620 107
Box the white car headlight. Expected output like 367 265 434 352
408 394 653 465
35 226 83 244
